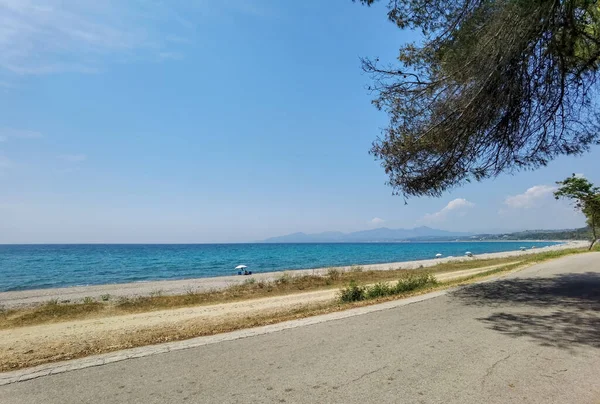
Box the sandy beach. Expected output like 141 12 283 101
0 242 593 372
0 261 521 372
0 241 587 309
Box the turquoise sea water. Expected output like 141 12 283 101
0 242 559 292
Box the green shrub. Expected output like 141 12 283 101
338 281 365 302
243 277 256 285
394 274 437 294
350 265 364 273
100 294 111 302
339 274 437 304
83 296 94 305
366 282 393 299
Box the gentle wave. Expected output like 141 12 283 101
0 242 559 292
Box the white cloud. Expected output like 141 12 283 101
0 0 192 75
423 198 475 223
370 217 385 225
59 154 87 163
504 185 556 209
0 128 42 141
0 1 272 76
0 1 134 74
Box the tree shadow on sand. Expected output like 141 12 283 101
451 272 600 349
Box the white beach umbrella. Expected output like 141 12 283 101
465 251 473 257
435 253 442 258
235 265 248 269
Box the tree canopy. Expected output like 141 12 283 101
356 0 600 197
554 174 600 249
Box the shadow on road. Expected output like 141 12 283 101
451 273 600 349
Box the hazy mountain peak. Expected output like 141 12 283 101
262 227 472 243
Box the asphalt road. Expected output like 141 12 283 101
2 252 600 404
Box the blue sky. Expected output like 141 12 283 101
0 0 598 243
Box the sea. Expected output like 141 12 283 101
0 241 559 292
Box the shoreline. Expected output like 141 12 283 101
0 241 587 309
0 240 567 293
0 239 574 245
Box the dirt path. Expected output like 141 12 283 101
0 263 516 371
4 254 598 404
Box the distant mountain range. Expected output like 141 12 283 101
261 227 473 243
261 226 591 243
473 227 591 241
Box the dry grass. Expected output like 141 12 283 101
0 247 589 331
1 262 531 372
0 286 452 371
0 302 336 371
0 247 593 372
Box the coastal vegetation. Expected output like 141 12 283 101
0 247 593 330
0 246 597 371
555 175 600 249
339 274 438 302
471 227 594 242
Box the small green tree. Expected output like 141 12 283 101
555 174 600 250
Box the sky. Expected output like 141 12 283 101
0 0 598 243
